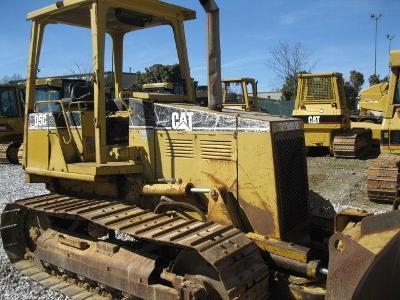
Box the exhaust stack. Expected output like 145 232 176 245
199 0 222 111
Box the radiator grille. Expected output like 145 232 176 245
301 76 333 101
273 130 309 239
165 139 194 158
200 140 232 160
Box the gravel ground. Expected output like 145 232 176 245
0 158 393 299
307 155 392 214
0 164 66 300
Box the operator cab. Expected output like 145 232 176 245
35 78 92 112
222 78 258 111
23 0 196 178
0 85 24 118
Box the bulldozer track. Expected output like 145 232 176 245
367 154 400 203
1 193 269 299
0 141 21 164
0 142 10 163
10 260 110 299
332 129 371 158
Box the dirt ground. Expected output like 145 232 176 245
307 154 391 215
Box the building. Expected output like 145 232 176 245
257 91 283 101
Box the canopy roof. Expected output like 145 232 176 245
27 0 196 33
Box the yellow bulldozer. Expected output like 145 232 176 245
0 84 24 163
293 72 372 158
367 50 400 203
1 0 400 299
196 77 260 111
222 77 259 111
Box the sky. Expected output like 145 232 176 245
0 0 399 92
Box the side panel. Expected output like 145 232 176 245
238 128 309 240
27 129 49 169
128 99 309 237
26 112 93 171
237 131 281 238
382 112 400 154
156 131 238 225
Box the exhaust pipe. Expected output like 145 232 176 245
199 0 222 111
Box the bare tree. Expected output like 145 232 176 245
69 62 92 81
268 41 317 83
0 76 9 84
268 42 317 100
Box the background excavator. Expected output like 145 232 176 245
350 80 389 145
352 80 388 123
292 72 372 158
1 0 400 299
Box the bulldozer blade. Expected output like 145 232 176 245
326 210 400 299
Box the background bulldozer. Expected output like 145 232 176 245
195 77 260 111
1 0 400 299
367 50 400 203
0 78 92 164
293 72 372 158
221 77 259 111
0 84 24 163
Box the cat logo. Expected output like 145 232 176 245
171 112 194 131
308 116 320 124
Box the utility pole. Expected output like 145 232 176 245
370 13 382 75
386 34 395 78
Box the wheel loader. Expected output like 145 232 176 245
293 72 372 158
1 0 400 299
367 50 400 203
0 84 24 163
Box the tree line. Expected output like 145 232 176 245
0 74 23 84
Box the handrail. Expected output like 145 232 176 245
67 101 94 111
34 100 73 144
